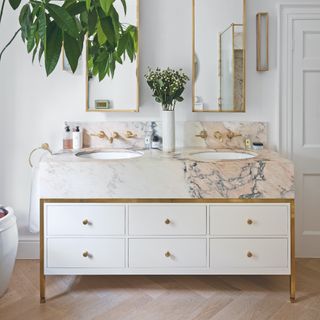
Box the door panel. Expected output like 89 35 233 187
293 19 320 257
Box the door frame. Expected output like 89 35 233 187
277 3 320 157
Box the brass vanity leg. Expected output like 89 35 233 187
290 201 296 303
40 200 46 303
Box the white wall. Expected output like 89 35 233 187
0 0 317 243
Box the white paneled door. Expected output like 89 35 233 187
293 18 320 257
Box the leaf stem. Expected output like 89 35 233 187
0 0 5 25
0 28 21 62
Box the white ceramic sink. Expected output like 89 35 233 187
76 150 144 160
188 151 257 161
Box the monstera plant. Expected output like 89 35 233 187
0 0 137 80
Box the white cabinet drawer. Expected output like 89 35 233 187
128 205 206 235
129 239 207 268
47 238 125 268
210 204 289 236
210 239 288 269
46 204 125 236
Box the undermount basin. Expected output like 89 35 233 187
76 150 144 160
188 151 257 161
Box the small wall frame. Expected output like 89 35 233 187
256 12 269 72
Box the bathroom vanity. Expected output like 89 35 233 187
38 130 295 303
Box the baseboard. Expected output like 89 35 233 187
17 239 39 259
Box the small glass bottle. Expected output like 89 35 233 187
63 125 73 150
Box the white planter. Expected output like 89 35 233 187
161 110 175 153
0 207 18 297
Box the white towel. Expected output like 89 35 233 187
28 165 40 233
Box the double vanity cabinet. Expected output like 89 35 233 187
40 199 295 303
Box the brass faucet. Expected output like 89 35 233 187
214 131 223 142
125 130 137 139
195 130 208 139
226 129 242 140
90 130 114 143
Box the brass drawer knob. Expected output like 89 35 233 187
247 251 253 258
82 251 89 258
82 219 89 225
165 251 171 258
247 219 253 225
165 219 171 225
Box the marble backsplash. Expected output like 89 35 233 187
67 121 267 150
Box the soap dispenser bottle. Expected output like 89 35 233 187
72 126 82 150
63 125 73 150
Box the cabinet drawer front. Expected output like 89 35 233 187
46 204 125 236
210 204 289 236
129 238 207 268
128 205 207 235
210 239 288 269
47 238 125 268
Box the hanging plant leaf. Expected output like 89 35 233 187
63 32 81 73
9 0 22 10
45 21 63 75
99 0 113 16
120 0 127 14
46 3 79 39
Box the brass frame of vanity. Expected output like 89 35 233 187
40 198 295 303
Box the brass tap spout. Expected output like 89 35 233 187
125 130 137 139
90 130 113 143
226 129 242 140
195 130 208 139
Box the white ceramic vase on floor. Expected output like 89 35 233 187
161 109 175 153
0 207 18 297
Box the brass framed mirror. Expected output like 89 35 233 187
192 0 246 112
86 0 140 112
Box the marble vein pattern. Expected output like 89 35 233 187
39 148 294 200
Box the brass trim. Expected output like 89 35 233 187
29 143 52 168
40 199 46 303
85 0 140 113
256 12 269 72
192 0 246 112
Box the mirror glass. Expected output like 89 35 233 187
86 0 139 112
193 0 246 112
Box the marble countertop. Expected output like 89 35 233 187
38 148 294 199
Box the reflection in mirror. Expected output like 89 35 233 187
193 0 246 112
86 0 139 112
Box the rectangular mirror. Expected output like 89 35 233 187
192 0 246 112
86 0 139 112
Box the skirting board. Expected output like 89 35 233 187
17 239 40 259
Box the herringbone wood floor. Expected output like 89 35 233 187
0 259 320 320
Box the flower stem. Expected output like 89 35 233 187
0 0 5 25
0 28 21 62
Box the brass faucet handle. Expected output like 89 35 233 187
195 130 208 139
125 130 137 139
90 131 107 139
214 131 223 142
112 132 120 139
226 129 242 140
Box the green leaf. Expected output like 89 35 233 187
120 0 127 14
32 39 39 63
9 0 21 10
97 20 107 45
99 15 115 45
45 21 63 75
27 23 37 53
109 5 120 41
19 4 31 42
86 0 91 10
117 32 128 57
37 7 46 47
63 32 81 73
65 1 87 16
88 10 97 36
99 0 113 16
38 42 44 62
46 3 78 39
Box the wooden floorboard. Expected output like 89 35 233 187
0 259 320 320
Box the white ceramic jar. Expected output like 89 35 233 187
0 207 18 297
